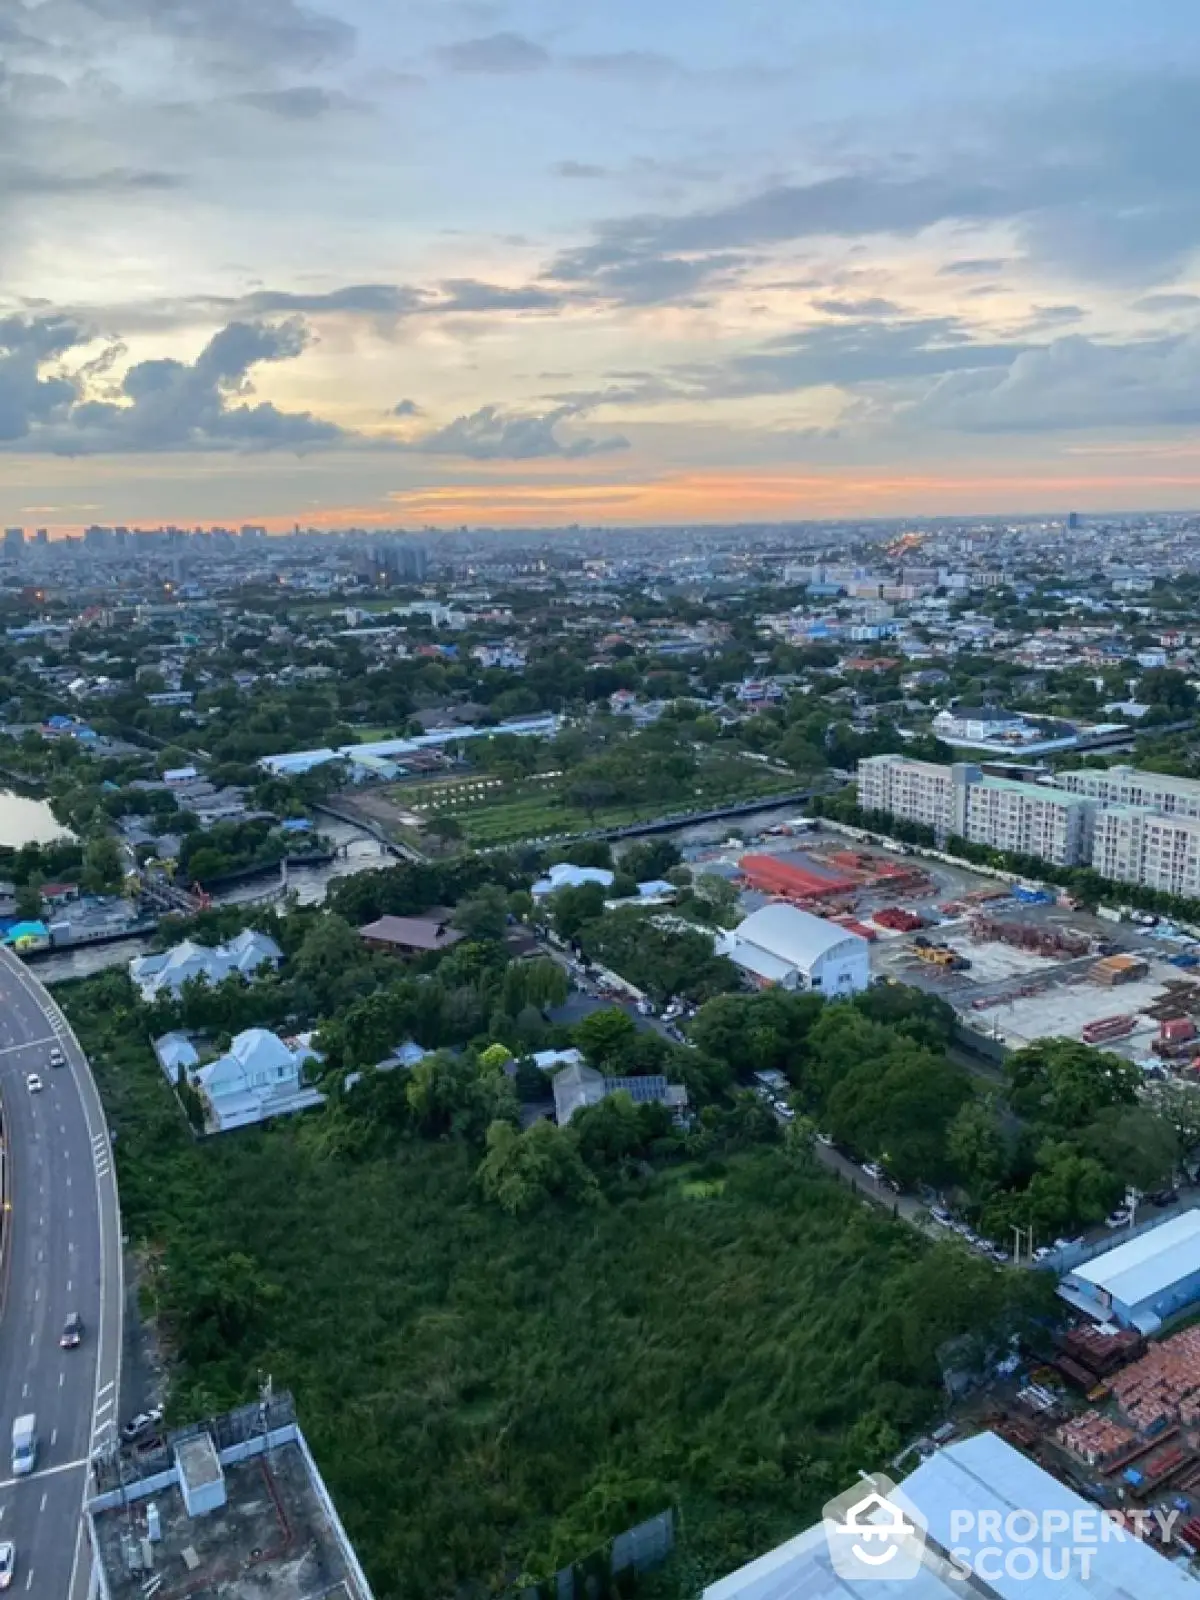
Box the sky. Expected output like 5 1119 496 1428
6 0 1200 529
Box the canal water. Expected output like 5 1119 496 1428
32 802 808 985
33 817 391 983
0 789 74 848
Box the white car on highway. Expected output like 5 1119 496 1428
0 1540 14 1589
24 1073 42 1094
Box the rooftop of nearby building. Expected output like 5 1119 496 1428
1066 1209 1200 1309
89 1397 372 1600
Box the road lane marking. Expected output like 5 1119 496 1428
97 1381 113 1397
24 1568 32 1590
50 1430 56 1448
38 1492 45 1513
95 1397 112 1416
0 1038 54 1058
20 1384 26 1399
58 1374 63 1389
0 1457 87 1492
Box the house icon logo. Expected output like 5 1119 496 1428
823 1474 928 1582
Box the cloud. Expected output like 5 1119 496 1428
811 297 903 318
392 398 422 417
535 71 1200 311
939 258 1010 277
0 315 344 454
686 316 1027 399
436 32 549 73
1133 293 1200 313
410 402 629 459
0 161 181 198
437 278 563 312
1015 304 1085 331
0 316 81 441
553 161 608 180
239 284 426 316
566 51 677 80
547 242 743 305
230 86 355 120
31 0 356 75
906 332 1200 433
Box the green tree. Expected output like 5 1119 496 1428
406 1050 517 1141
476 1119 599 1214
1006 1039 1141 1130
549 881 607 942
574 1007 637 1067
452 885 509 943
13 877 42 922
1080 1105 1179 1192
82 832 123 894
947 1095 1010 1202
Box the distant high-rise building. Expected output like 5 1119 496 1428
1067 511 1080 530
33 528 48 545
240 524 268 541
4 527 24 559
362 539 428 586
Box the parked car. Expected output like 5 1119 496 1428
1105 1209 1133 1230
815 1132 835 1148
1033 1245 1055 1263
862 1162 886 1182
930 1206 953 1225
775 1105 796 1122
121 1407 164 1445
1147 1188 1179 1208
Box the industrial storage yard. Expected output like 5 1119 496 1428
700 821 1200 1064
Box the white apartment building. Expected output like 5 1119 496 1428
1091 806 1200 898
855 752 1200 884
856 752 961 833
962 777 1094 866
1058 764 1200 821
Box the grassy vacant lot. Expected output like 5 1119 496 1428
66 972 1044 1600
395 757 800 847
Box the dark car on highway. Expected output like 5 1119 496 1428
59 1312 83 1349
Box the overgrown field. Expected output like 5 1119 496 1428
66 975 1045 1599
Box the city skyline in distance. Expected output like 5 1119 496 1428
6 0 1200 529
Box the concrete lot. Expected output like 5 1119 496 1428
969 966 1179 1051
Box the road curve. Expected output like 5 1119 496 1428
0 948 121 1599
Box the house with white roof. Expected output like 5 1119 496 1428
130 928 283 1002
194 1028 323 1133
531 862 615 899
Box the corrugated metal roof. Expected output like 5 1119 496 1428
733 903 867 972
1068 1210 1200 1310
702 1431 1200 1599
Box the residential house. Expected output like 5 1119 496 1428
551 1062 688 1125
129 928 283 1002
358 912 464 955
531 863 615 899
194 1028 322 1133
